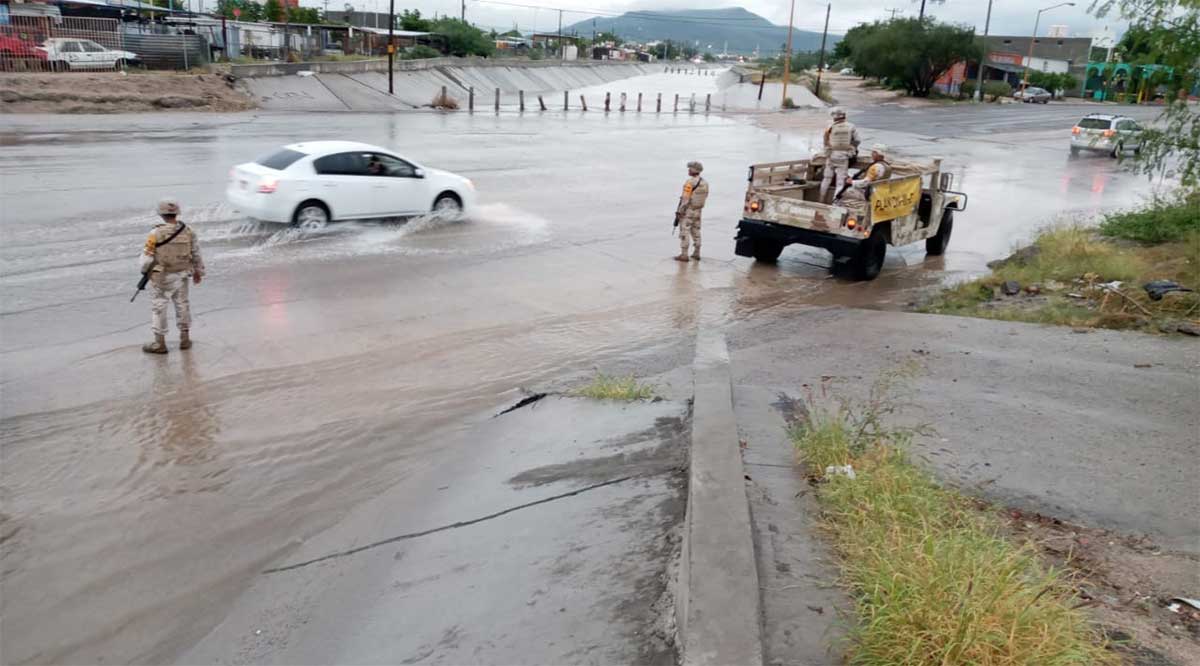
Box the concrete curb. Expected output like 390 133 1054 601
677 330 764 666
231 57 648 78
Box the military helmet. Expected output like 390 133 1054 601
871 143 888 155
687 160 704 173
157 199 181 216
830 107 846 119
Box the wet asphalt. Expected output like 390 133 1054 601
0 93 1175 663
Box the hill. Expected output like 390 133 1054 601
562 7 838 56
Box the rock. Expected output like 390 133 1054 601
1025 284 1041 295
1002 280 1021 296
1176 322 1200 337
988 244 1041 269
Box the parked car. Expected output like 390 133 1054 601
1014 86 1052 103
839 67 854 75
37 38 140 71
226 141 476 230
0 35 48 70
1070 114 1144 158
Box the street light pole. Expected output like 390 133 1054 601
1021 2 1074 93
780 0 796 107
973 0 993 102
387 0 394 94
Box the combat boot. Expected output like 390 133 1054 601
691 250 701 261
674 254 690 262
179 330 192 350
142 334 168 354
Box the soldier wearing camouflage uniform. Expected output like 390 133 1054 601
819 107 861 203
675 161 709 262
140 199 205 354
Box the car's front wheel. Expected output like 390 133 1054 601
1111 142 1123 158
292 201 330 231
432 192 462 215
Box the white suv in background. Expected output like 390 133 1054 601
38 38 140 70
226 141 476 230
1070 114 1145 158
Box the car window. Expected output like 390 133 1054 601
1078 118 1112 130
365 153 417 178
256 148 308 171
313 152 369 176
62 41 83 53
82 41 106 52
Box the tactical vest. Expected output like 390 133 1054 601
828 121 855 152
870 160 892 180
154 223 194 273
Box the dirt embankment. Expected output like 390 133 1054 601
0 71 255 113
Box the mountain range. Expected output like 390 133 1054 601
563 7 840 56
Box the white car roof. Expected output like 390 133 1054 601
284 141 390 156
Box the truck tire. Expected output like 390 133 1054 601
852 231 886 281
925 210 954 256
752 240 785 263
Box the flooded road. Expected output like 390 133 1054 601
0 103 1161 663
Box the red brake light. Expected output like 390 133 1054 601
1102 129 1116 138
257 177 278 193
1071 126 1081 135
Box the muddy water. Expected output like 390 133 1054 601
0 107 1155 663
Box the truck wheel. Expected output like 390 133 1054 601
852 232 886 281
925 211 954 256
752 240 785 263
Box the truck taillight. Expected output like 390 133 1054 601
257 177 279 193
1071 126 1081 135
749 200 761 212
846 217 857 229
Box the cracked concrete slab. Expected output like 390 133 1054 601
178 396 688 664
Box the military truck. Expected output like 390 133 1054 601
733 155 968 280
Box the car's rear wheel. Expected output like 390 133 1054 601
114 59 126 70
432 192 462 215
852 229 886 281
925 210 953 256
751 240 785 263
292 201 330 231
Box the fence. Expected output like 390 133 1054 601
0 15 209 72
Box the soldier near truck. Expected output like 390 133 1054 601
819 108 861 204
139 199 205 354
674 161 709 262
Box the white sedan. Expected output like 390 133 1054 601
226 141 476 230
39 38 140 70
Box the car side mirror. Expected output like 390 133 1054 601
414 168 426 178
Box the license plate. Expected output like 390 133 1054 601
240 180 248 189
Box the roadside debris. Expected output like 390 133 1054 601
823 464 856 480
1001 280 1021 296
1144 280 1193 301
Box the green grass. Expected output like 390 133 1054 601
921 222 1199 331
790 379 1117 666
573 373 656 401
1099 192 1200 244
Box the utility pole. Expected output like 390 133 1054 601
387 0 394 94
815 3 830 98
557 8 562 59
918 0 926 20
1021 3 1075 94
591 17 595 43
780 0 796 107
460 0 464 21
973 0 993 102
885 7 901 19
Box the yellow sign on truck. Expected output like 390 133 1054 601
869 176 921 223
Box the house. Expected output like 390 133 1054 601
965 34 1093 94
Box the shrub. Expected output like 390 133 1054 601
983 80 1012 101
402 45 442 60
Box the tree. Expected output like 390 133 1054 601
262 0 283 22
219 0 263 21
702 52 716 62
430 18 495 57
832 22 879 64
847 18 980 97
1091 0 1200 189
288 6 321 24
500 28 522 38
594 31 621 45
400 9 431 32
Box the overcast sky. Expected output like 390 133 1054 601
320 0 1127 43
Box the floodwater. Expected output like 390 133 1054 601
0 102 1159 663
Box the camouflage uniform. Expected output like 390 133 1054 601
141 199 204 353
677 163 709 259
819 110 861 202
841 149 892 211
